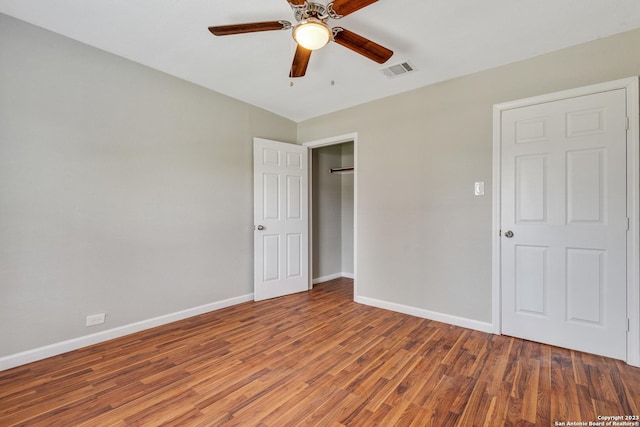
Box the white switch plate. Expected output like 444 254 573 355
474 181 485 196
86 313 106 326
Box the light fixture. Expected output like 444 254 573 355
292 19 331 50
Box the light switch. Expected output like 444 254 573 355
474 182 485 196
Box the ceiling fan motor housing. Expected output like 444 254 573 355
292 2 333 22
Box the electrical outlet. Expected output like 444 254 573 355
86 313 106 326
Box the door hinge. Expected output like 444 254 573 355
628 318 631 332
627 217 630 231
626 116 630 131
499 229 502 237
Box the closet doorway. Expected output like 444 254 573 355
304 133 357 294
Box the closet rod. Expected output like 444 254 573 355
330 167 354 174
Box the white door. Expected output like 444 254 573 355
500 89 628 360
254 138 309 301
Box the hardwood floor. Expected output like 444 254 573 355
1 278 639 426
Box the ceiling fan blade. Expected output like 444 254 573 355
332 28 393 64
287 0 306 5
329 0 378 17
209 21 291 36
289 45 312 78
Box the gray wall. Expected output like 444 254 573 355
298 28 640 323
311 142 354 279
0 14 296 357
312 145 342 279
3 11 640 360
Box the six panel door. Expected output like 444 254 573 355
500 89 628 360
254 138 309 301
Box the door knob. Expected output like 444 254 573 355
504 230 514 238
256 225 265 231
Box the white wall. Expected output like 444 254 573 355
0 14 296 359
298 28 640 325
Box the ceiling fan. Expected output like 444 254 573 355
208 0 393 78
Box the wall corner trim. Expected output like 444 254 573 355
0 293 254 372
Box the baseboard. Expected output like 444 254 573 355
355 295 494 334
0 293 254 372
2 291 492 371
313 272 354 284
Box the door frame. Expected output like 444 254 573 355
491 77 640 366
303 132 358 298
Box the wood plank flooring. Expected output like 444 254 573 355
1 278 639 426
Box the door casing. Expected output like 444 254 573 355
303 132 358 297
492 77 640 366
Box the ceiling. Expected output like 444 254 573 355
1 0 639 122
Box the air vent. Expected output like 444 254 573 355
381 61 416 79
